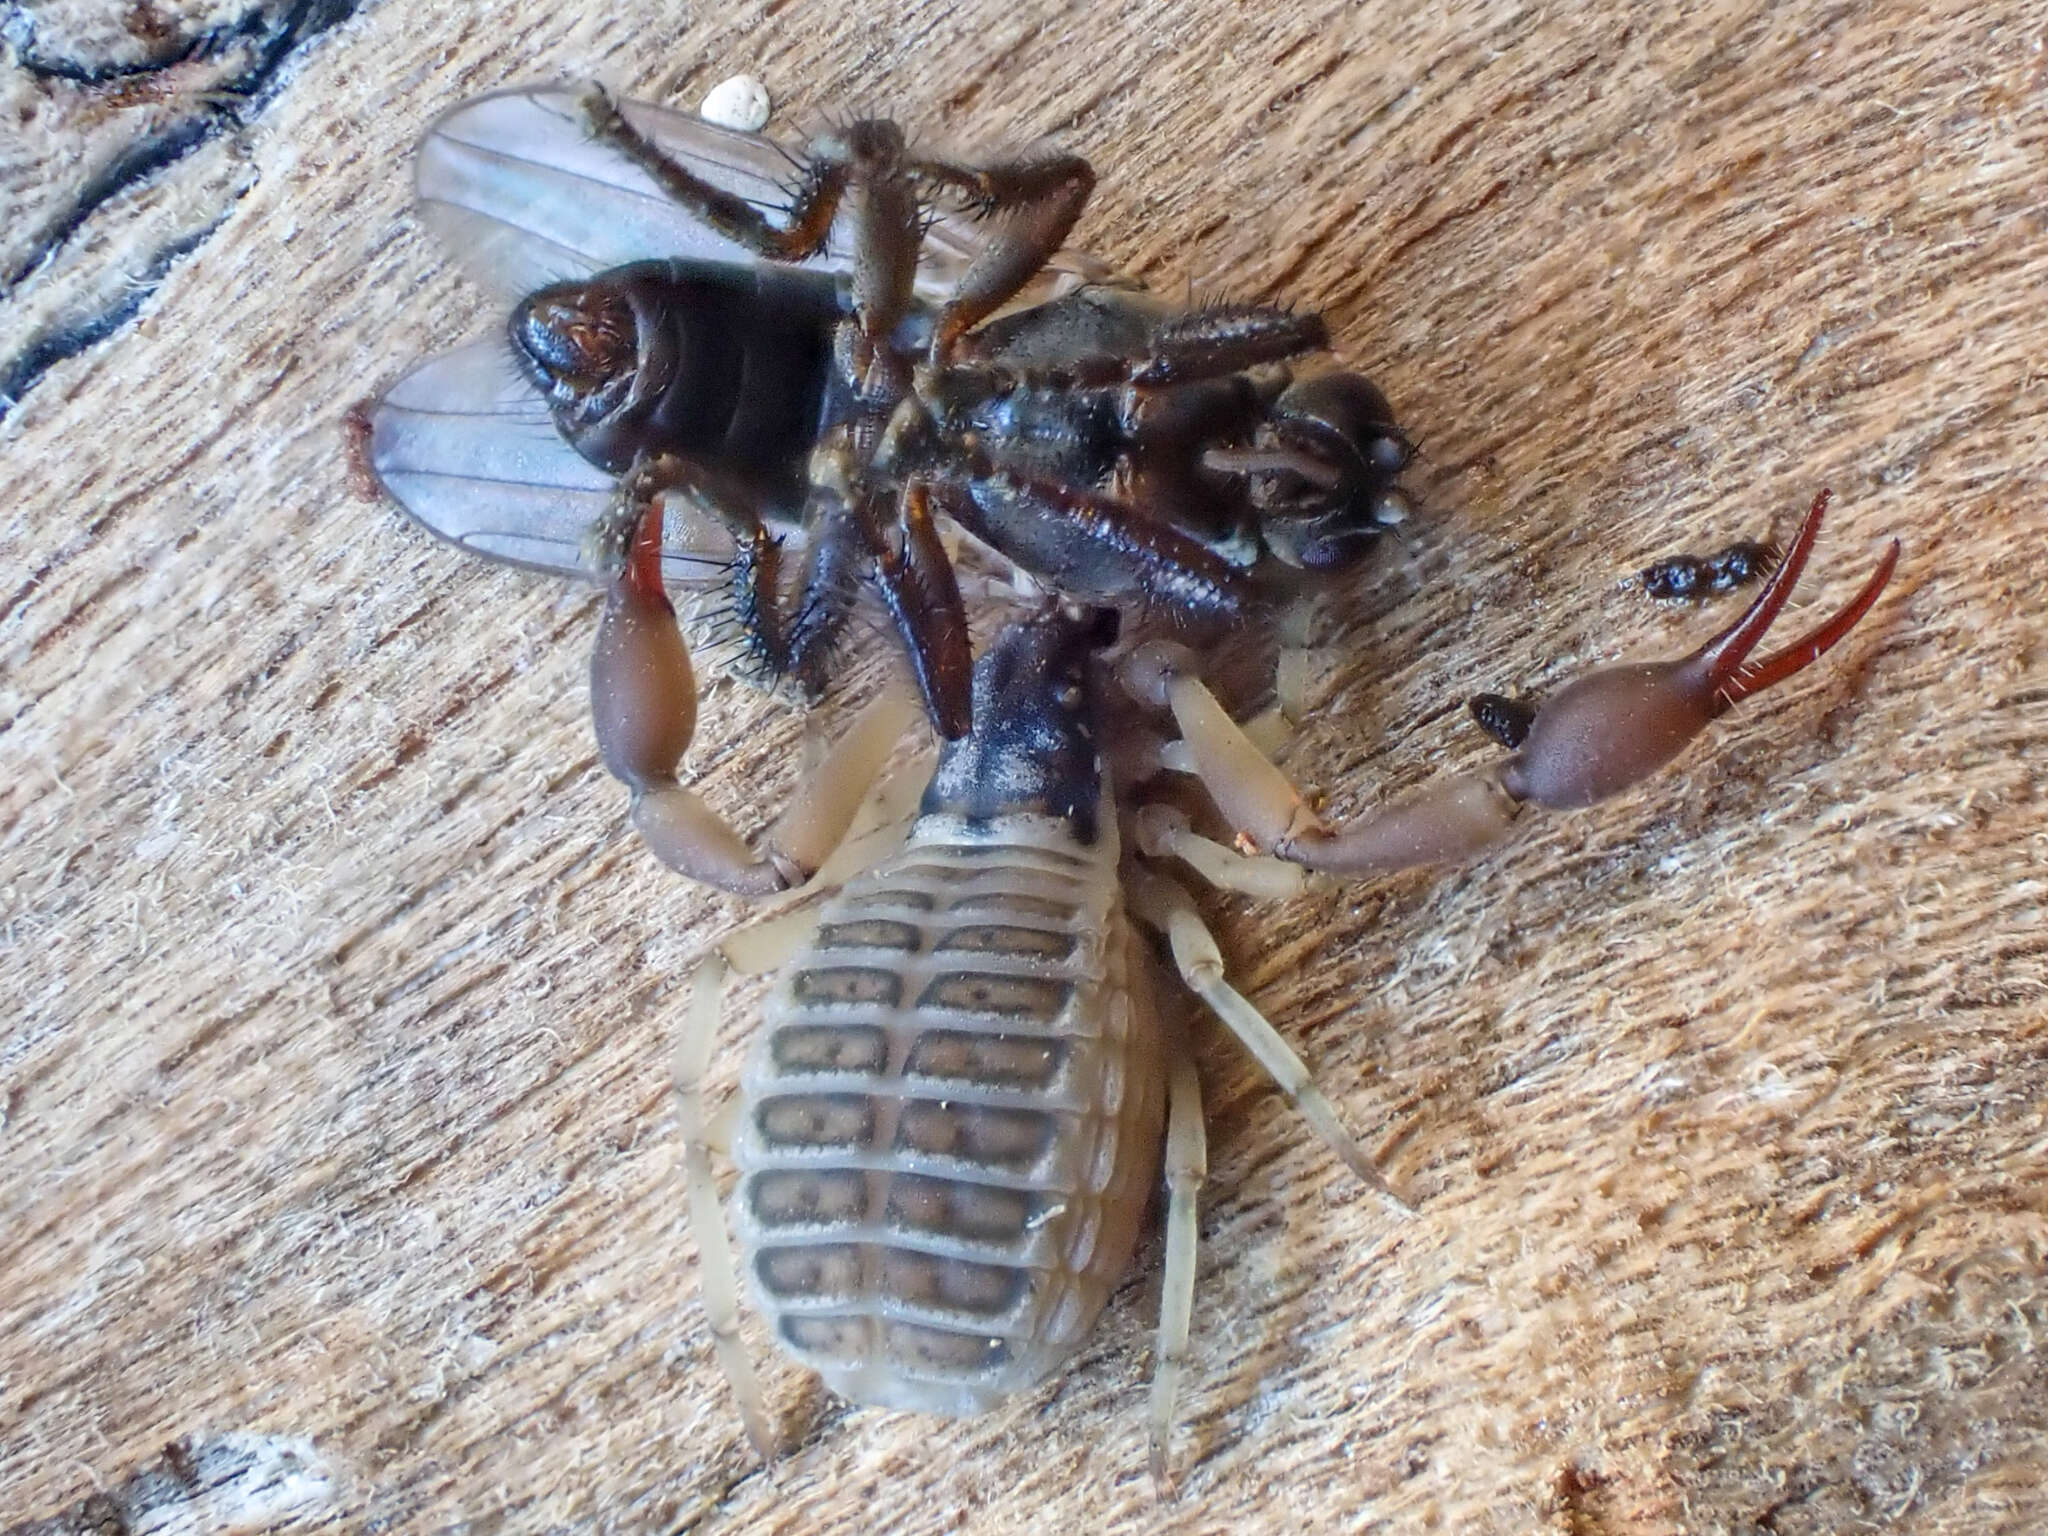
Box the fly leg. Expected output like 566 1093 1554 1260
1122 307 1330 386
851 479 974 740
1123 489 1900 878
580 83 850 262
592 475 915 895
811 414 976 738
944 306 1327 393
717 490 864 703
606 451 861 704
910 150 1096 359
1149 1036 1206 1495
585 90 968 724
580 87 922 394
1126 865 1412 1214
922 463 1250 625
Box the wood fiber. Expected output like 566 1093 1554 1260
2 1 2043 1531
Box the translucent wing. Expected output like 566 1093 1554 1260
369 341 735 584
415 83 1118 303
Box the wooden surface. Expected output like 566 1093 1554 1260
4 1 2045 1532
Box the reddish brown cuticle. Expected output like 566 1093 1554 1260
1501 487 1899 812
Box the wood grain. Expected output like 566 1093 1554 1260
3 1 2043 1532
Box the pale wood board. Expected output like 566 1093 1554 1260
3 1 2045 1532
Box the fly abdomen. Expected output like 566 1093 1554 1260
509 259 843 497
730 816 1166 1416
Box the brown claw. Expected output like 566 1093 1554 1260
1500 488 1901 811
590 499 788 897
591 499 697 793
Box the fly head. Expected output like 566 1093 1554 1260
1246 371 1414 573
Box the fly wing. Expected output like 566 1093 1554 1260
416 85 811 299
414 83 1123 303
368 340 735 584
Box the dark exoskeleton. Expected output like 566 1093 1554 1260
410 88 1408 742
507 93 1409 742
366 82 1898 905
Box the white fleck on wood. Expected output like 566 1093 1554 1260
701 73 773 132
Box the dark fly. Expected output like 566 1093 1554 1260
364 85 1413 739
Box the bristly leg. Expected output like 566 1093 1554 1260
910 150 1096 358
599 455 857 707
780 502 866 699
944 304 1330 391
721 500 865 701
584 85 926 381
1127 306 1330 387
924 464 1249 625
579 83 849 263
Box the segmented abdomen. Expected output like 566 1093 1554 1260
731 813 1165 1416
